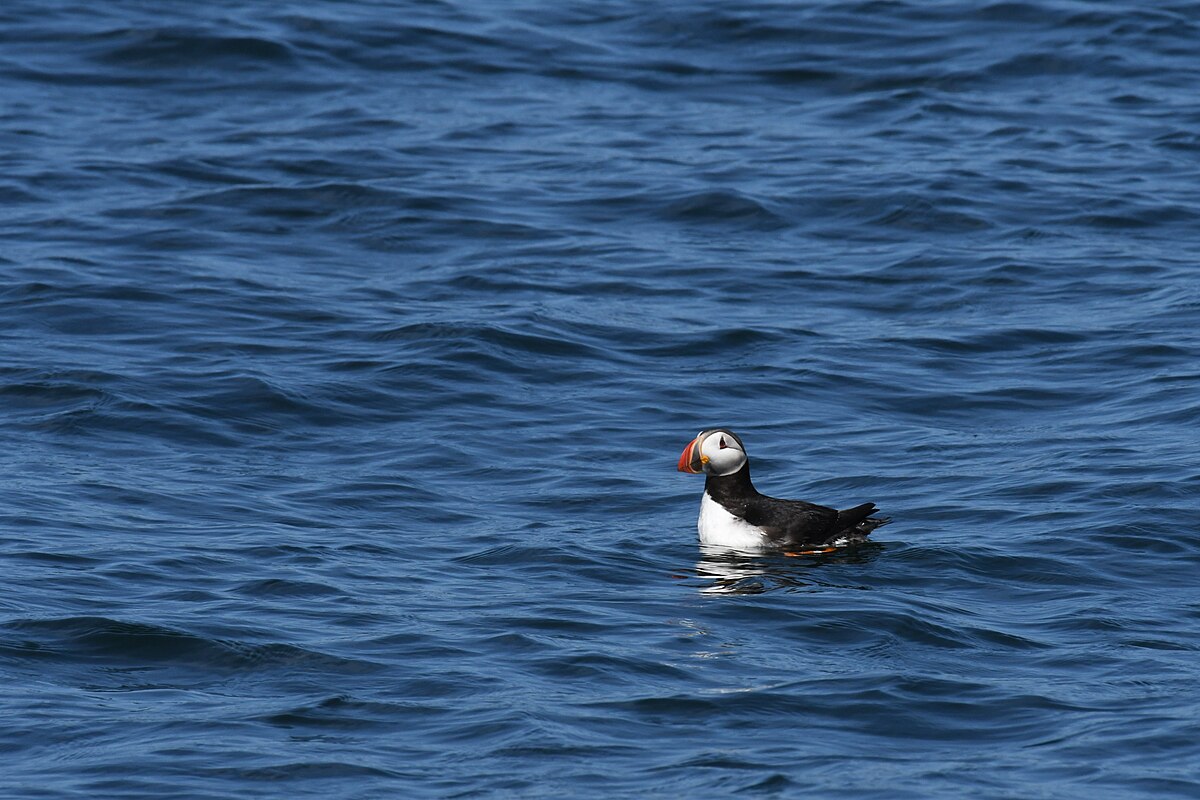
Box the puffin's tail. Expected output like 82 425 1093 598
835 503 891 537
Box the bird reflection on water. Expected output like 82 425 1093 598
692 543 884 595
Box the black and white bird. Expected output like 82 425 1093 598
677 429 889 552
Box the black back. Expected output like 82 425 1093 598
704 463 885 548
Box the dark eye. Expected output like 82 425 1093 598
719 436 728 449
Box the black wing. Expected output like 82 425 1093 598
741 497 887 548
738 495 841 547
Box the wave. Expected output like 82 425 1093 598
0 616 379 675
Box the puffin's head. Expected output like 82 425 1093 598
677 429 747 477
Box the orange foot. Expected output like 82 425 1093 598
784 546 837 557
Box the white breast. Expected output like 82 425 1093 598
698 492 769 551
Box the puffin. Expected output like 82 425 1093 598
677 429 889 553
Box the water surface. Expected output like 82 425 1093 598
2 1 1199 797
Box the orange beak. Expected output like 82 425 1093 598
677 437 704 473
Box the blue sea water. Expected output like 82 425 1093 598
2 0 1199 796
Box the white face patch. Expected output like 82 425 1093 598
699 431 747 477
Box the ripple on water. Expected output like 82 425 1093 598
0 617 383 684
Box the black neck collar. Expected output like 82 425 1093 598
704 463 758 503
